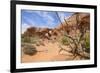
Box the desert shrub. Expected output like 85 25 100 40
84 32 90 53
23 45 37 56
21 36 39 44
21 36 30 43
60 36 69 45
30 37 37 44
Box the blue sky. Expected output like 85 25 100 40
21 10 74 33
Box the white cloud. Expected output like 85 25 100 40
58 12 66 22
27 11 55 26
23 15 36 26
35 11 55 25
22 10 58 29
43 12 54 22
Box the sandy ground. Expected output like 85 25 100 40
21 40 80 63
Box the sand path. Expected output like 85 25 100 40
22 40 75 63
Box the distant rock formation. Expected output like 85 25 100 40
22 13 90 40
57 13 90 34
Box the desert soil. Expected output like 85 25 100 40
21 39 80 63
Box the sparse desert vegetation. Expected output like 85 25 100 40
21 12 90 63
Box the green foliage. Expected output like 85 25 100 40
21 36 31 43
30 37 38 44
21 35 39 44
84 32 90 53
60 36 69 45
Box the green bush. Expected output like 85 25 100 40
61 36 69 45
21 36 31 43
21 36 39 44
84 32 90 53
30 37 37 44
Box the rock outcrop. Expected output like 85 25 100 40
22 13 90 40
